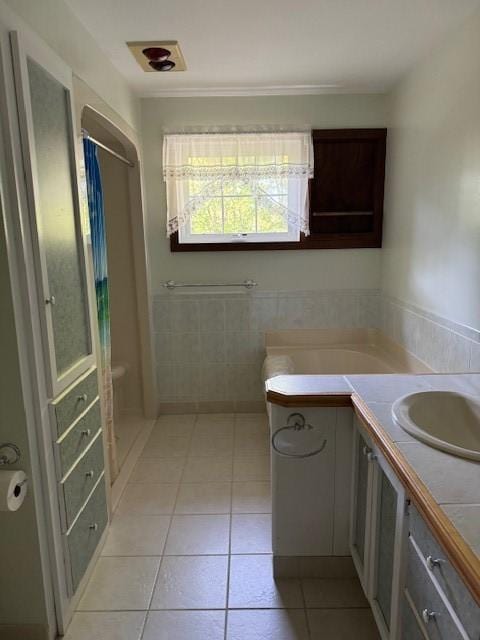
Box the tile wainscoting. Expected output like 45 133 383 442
152 290 480 413
380 296 480 373
153 289 380 413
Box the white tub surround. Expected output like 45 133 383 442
266 373 480 612
265 329 429 582
264 328 429 379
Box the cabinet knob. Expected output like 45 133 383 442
89 523 98 531
85 470 95 479
367 452 377 463
422 609 436 625
45 295 56 305
81 429 91 437
426 555 443 571
77 393 88 403
362 445 371 456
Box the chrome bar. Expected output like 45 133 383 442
163 279 257 290
82 129 134 168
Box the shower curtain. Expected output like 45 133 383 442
83 138 118 480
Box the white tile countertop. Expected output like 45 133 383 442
266 372 480 604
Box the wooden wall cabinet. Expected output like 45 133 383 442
306 128 387 249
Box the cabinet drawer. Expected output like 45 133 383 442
67 477 107 593
61 434 104 529
410 505 479 638
57 400 101 478
401 594 427 640
51 369 98 437
406 536 465 640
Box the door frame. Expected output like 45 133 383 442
80 104 157 419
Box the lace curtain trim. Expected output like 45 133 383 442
163 164 313 180
166 177 310 237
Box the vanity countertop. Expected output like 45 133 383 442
266 372 480 604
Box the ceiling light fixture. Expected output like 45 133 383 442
149 59 176 72
142 46 171 62
127 41 186 72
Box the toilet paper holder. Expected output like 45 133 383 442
0 443 21 466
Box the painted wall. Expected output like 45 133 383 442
382 9 480 332
141 94 388 294
0 204 50 633
3 0 140 132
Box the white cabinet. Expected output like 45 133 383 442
350 417 408 640
11 31 95 397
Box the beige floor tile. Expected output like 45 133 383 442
232 482 271 513
189 435 234 457
234 432 270 456
115 483 177 515
129 458 184 484
231 514 272 553
233 457 270 481
302 578 369 608
196 413 234 426
141 434 190 458
155 414 196 437
235 417 269 436
151 555 228 609
78 557 160 611
164 515 230 555
175 482 232 514
228 555 303 608
64 612 146 640
235 412 268 425
227 609 309 640
182 457 233 482
143 610 225 640
194 421 234 438
308 608 381 639
101 515 170 556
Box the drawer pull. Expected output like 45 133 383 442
426 555 443 571
89 523 98 531
85 470 95 479
77 393 88 404
362 445 371 456
81 429 92 437
367 452 377 463
45 295 56 305
422 609 436 625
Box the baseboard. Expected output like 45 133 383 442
110 417 156 510
273 555 356 578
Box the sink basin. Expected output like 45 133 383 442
392 391 480 461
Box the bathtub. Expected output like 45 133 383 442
263 328 429 379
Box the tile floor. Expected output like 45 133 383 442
65 413 380 640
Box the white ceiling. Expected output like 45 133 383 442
65 0 480 96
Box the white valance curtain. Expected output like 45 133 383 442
163 131 314 237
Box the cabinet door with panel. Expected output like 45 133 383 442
350 417 408 640
10 31 95 397
369 449 408 640
350 418 375 591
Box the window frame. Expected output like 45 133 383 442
170 128 386 252
177 175 301 245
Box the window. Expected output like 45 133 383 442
180 172 301 244
163 132 313 247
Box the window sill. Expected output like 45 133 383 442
169 231 382 251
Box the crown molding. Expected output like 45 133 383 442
135 83 382 98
